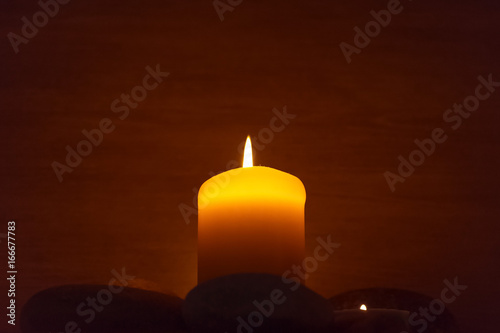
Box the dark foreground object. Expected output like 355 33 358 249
182 273 334 333
330 288 459 333
20 282 460 332
20 284 186 333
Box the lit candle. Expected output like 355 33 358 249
334 304 411 333
197 136 306 283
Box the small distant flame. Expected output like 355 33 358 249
360 304 367 311
243 136 253 168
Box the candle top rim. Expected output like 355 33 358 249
199 165 306 203
206 165 304 184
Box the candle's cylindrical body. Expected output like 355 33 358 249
198 166 306 284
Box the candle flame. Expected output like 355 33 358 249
243 136 253 168
360 304 367 311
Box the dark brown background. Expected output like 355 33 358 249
1 0 499 332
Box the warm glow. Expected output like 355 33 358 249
360 304 367 311
198 138 306 283
243 136 253 168
198 165 306 283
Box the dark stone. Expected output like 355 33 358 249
329 288 459 333
182 273 334 333
20 284 187 333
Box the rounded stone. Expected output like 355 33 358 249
20 284 186 333
182 273 334 333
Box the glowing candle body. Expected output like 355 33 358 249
197 166 306 283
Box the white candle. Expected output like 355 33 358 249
197 136 306 283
